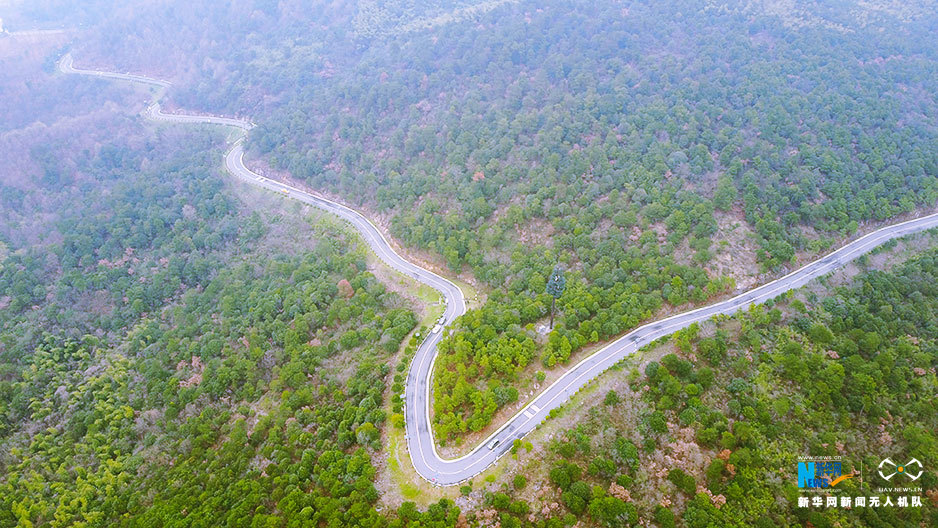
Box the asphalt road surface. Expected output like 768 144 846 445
61 54 938 486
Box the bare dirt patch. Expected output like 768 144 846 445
708 208 761 290
517 217 555 248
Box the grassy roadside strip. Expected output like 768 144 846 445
376 257 452 506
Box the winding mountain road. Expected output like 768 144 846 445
61 53 938 486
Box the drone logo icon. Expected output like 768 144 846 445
878 458 923 481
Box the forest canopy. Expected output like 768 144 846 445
2 0 938 525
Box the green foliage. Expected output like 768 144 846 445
662 353 693 379
696 367 715 390
536 247 938 526
683 493 727 528
588 495 635 527
561 481 590 514
706 459 725 486
643 411 668 435
0 130 428 527
549 461 582 491
432 305 531 439
713 176 738 211
654 505 677 528
10 1 938 525
546 265 567 299
300 0 938 441
644 361 660 381
612 437 639 471
807 323 834 344
513 474 527 490
667 468 697 495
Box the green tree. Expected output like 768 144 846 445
546 265 567 329
589 496 634 527
713 175 738 211
513 474 526 490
